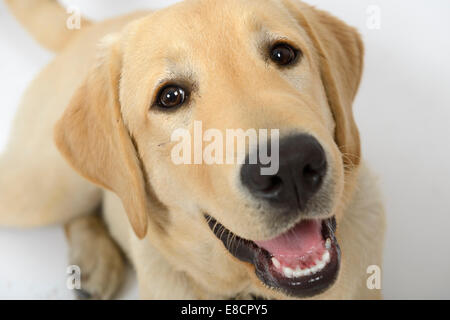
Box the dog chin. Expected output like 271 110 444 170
205 215 341 298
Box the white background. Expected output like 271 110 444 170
0 0 449 299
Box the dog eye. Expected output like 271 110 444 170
270 43 300 66
157 85 187 109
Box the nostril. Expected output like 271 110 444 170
250 171 282 195
241 163 283 198
260 176 283 195
303 164 324 191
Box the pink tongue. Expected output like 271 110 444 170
255 220 324 267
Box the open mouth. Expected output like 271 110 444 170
205 215 340 298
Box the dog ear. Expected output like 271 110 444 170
54 35 148 239
284 1 363 168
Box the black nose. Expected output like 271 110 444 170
240 134 327 211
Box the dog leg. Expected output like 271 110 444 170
65 214 125 300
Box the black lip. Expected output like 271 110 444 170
205 215 341 298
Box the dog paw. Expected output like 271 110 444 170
65 216 125 300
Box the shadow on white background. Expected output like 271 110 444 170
0 0 449 299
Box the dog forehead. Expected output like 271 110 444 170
124 0 298 54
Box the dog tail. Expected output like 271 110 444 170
5 0 92 52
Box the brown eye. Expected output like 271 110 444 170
157 85 187 109
270 43 299 66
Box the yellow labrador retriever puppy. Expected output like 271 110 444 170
1 0 385 299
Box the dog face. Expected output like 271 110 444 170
55 0 363 299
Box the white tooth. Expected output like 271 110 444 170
271 257 281 269
299 269 309 277
323 251 330 263
293 267 302 278
283 267 294 278
325 238 331 249
311 265 320 274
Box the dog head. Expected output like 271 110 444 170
55 0 363 299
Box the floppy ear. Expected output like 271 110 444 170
54 35 149 239
284 1 363 168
